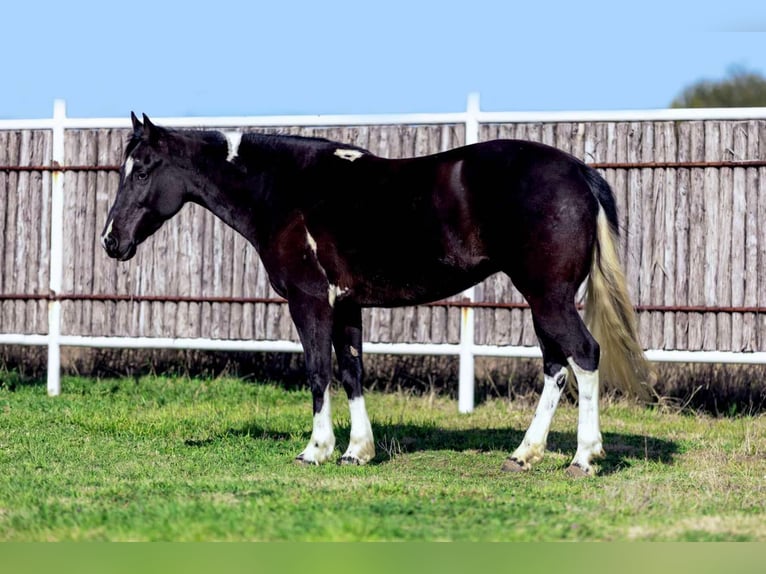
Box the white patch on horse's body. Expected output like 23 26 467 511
349 345 359 358
305 229 318 255
304 229 347 307
341 396 375 464
509 366 566 469
123 156 135 179
327 284 349 307
328 284 338 307
297 388 335 465
224 131 242 163
567 358 604 475
100 218 114 248
334 148 364 162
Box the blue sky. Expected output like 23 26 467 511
2 1 766 119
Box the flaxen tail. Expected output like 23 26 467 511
582 166 656 402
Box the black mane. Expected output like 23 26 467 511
125 127 369 161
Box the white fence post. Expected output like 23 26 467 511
47 99 66 396
457 92 481 414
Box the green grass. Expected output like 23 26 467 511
0 374 764 541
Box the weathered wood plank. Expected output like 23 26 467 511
674 122 691 350
661 122 678 350
702 122 721 350
728 123 747 350
637 122 654 346
688 122 706 350
742 121 760 350
758 120 766 350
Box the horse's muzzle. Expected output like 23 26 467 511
102 233 136 261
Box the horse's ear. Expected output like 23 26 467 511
130 111 142 132
141 114 161 142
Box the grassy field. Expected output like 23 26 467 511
0 373 764 541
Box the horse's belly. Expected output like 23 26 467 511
351 259 497 307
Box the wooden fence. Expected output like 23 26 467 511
2 98 766 405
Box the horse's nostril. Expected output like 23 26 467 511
103 234 118 252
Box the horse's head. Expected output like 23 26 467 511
101 113 187 261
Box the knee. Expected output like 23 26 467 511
571 337 600 372
339 364 363 397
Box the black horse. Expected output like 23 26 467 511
102 113 653 476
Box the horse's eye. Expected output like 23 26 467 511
135 171 149 182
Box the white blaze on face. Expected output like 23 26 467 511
101 218 114 248
123 156 135 179
334 148 364 162
224 131 242 162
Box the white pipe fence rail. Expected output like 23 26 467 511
3 94 766 411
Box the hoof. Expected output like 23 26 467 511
294 455 319 466
338 455 362 466
565 463 592 478
501 457 528 473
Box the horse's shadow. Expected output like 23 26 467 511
187 421 678 476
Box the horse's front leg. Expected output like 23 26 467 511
288 293 336 466
332 299 375 465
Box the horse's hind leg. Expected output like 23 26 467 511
565 358 604 477
503 292 604 476
332 299 375 465
502 315 569 473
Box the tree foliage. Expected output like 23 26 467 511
671 68 766 108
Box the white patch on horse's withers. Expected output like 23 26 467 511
100 218 114 248
297 388 336 465
334 148 364 162
123 156 135 179
341 396 375 464
224 131 242 162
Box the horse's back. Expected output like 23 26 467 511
302 139 600 306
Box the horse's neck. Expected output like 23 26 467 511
189 177 261 248
189 140 306 249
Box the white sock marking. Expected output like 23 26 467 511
334 148 364 162
342 396 375 464
224 131 242 162
299 387 335 464
511 367 566 467
568 358 604 473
